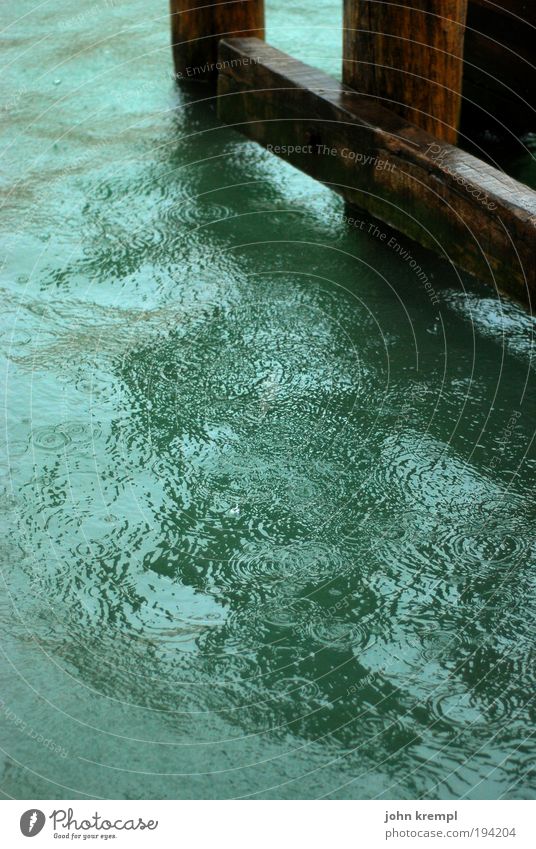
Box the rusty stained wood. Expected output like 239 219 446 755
343 1 468 144
170 0 264 82
217 38 536 304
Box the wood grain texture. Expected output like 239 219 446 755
170 0 264 81
217 38 536 304
343 1 468 144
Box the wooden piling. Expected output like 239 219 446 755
170 0 264 82
343 1 468 144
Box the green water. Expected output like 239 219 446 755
1 1 535 800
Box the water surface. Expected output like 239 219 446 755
0 0 535 800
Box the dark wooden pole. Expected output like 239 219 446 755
343 1 468 143
170 0 264 82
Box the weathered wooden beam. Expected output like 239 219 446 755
170 0 264 82
217 38 536 304
343 1 468 144
462 0 536 133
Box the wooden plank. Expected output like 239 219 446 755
462 0 536 133
217 38 536 304
170 0 264 82
343 1 468 144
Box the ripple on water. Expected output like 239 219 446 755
340 709 422 762
130 296 365 453
428 687 511 733
270 675 322 703
452 530 529 567
178 200 231 228
222 540 349 595
304 618 373 653
365 507 435 547
417 627 462 662
434 524 532 575
75 537 116 563
117 573 229 660
200 651 261 687
258 597 320 630
31 426 71 451
371 433 447 503
75 368 114 399
57 421 103 444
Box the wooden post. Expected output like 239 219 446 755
170 0 264 82
343 1 468 143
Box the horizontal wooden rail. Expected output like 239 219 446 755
217 38 536 304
